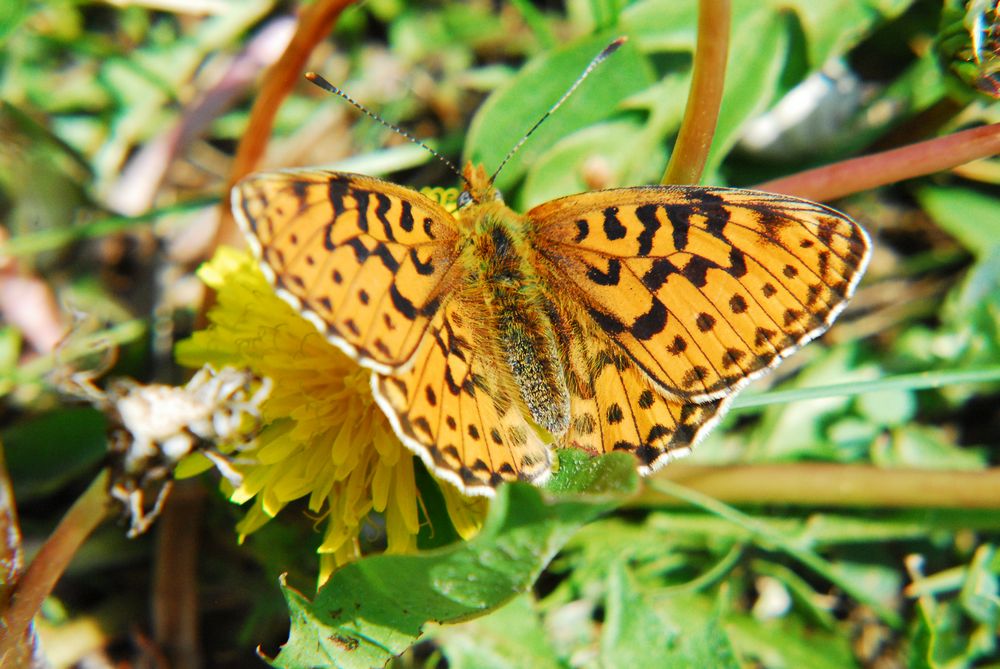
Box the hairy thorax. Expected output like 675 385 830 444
455 199 570 436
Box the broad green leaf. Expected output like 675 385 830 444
727 609 858 669
622 0 917 67
2 407 108 500
546 448 638 495
703 7 791 179
855 388 917 427
873 424 987 470
270 456 636 669
464 34 654 194
915 185 1000 258
960 545 999 628
601 564 740 669
427 595 562 669
519 119 666 209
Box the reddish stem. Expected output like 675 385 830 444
0 472 109 661
754 123 1000 201
214 0 359 249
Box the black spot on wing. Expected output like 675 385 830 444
603 207 626 240
399 200 414 232
373 193 396 241
727 247 747 278
373 244 399 272
410 248 435 275
634 204 660 256
390 284 417 320
586 258 621 286
665 205 691 251
345 237 370 262
631 299 668 341
328 176 351 219
681 256 719 288
642 258 681 291
587 307 626 335
353 189 371 233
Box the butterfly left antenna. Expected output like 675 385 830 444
305 72 471 189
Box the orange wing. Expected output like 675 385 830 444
371 298 553 496
551 305 731 471
233 170 461 374
530 186 870 402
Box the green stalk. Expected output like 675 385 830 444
661 0 730 185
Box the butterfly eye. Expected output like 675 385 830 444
457 191 473 208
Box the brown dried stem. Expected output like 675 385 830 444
0 471 110 662
640 464 1000 509
661 0 730 185
213 0 359 250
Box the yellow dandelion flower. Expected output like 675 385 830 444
175 247 486 578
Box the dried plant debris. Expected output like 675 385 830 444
93 366 270 537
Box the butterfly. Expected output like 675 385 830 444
233 160 870 496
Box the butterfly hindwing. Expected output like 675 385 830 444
234 170 461 374
371 299 553 495
554 306 731 471
531 186 870 402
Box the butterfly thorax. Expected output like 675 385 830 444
454 164 570 437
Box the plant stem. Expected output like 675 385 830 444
661 0 730 185
640 464 1000 509
214 0 359 250
754 122 1000 201
731 366 1000 410
0 471 110 661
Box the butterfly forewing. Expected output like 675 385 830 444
530 186 870 402
233 170 461 373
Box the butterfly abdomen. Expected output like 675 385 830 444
463 208 570 436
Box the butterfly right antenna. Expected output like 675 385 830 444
489 36 627 184
305 72 472 190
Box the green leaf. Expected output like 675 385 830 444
428 595 562 669
2 407 108 500
873 424 987 470
270 478 629 669
519 119 667 209
546 448 638 495
601 563 740 669
464 34 654 194
703 7 792 179
915 185 1000 258
960 545 999 629
622 0 917 67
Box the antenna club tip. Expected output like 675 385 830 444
598 36 628 60
304 71 319 81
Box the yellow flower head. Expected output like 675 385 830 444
176 247 485 580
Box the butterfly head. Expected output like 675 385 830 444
457 162 504 209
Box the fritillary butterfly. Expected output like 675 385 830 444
233 159 870 496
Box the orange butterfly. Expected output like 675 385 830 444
233 161 869 496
